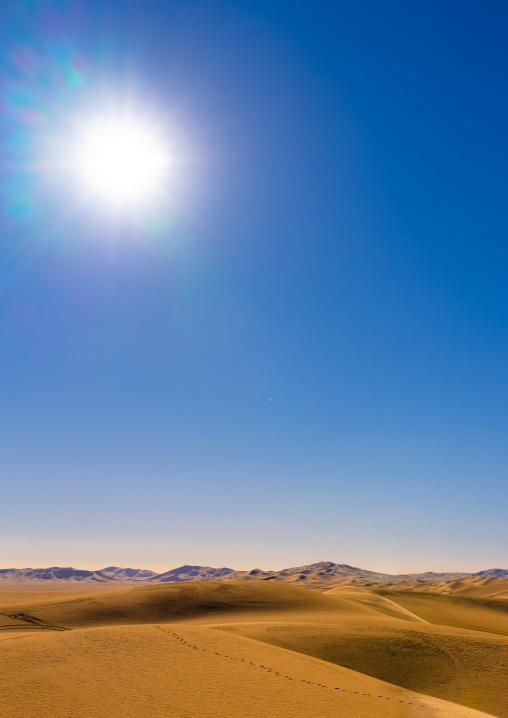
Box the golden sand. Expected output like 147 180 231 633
1 580 506 717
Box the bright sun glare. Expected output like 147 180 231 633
71 115 169 210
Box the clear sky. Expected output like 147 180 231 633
1 0 507 574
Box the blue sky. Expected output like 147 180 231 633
1 0 507 573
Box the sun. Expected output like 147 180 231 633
71 114 170 210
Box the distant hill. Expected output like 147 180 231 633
148 565 235 582
0 566 158 583
0 567 112 583
0 564 236 584
398 571 469 581
394 568 508 582
0 562 506 585
99 567 159 581
473 568 508 579
222 561 398 589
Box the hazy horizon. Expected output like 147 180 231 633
3 556 506 577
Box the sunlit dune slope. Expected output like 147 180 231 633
226 616 508 718
446 576 508 598
1 580 419 630
0 622 495 718
221 584 508 718
378 576 508 599
2 580 507 718
323 585 428 621
375 589 508 635
430 576 508 599
0 583 127 609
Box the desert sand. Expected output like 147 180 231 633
1 580 507 717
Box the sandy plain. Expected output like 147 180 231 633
1 579 507 718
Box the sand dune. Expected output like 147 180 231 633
0 622 494 718
1 580 506 717
0 580 382 630
324 585 429 621
0 583 127 609
228 618 508 717
374 589 508 635
385 576 508 600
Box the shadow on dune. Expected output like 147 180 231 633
8 581 386 629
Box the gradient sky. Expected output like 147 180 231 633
1 0 507 574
